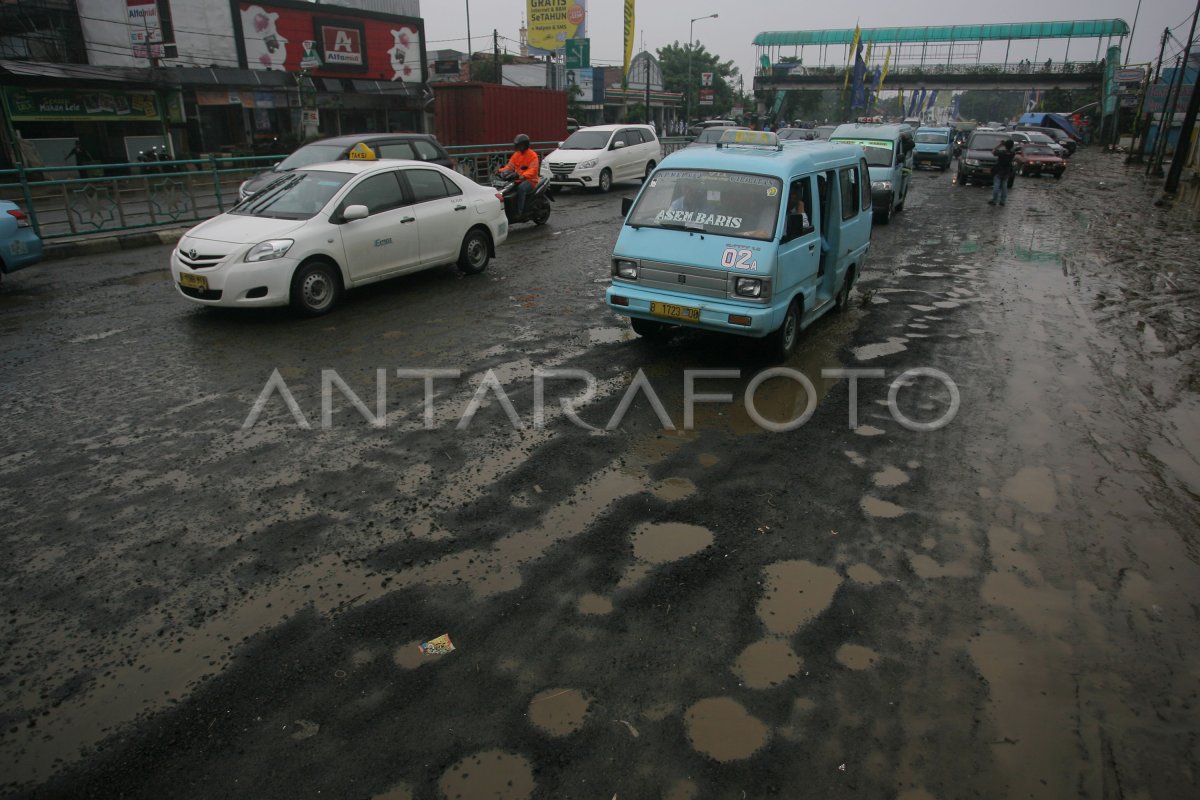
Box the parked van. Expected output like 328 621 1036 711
829 123 914 224
913 126 954 170
606 130 873 359
541 124 662 193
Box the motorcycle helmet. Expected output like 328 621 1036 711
514 133 531 150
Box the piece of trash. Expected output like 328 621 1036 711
831 529 838 536
615 719 639 738
419 633 456 655
838 764 846 772
290 719 320 741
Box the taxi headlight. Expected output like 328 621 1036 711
871 180 892 192
613 258 638 279
245 239 294 262
578 158 599 170
963 158 981 166
735 277 763 298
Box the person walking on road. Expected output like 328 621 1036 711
989 139 1015 206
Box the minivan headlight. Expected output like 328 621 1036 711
613 258 638 279
245 239 294 262
963 158 980 166
579 158 599 170
871 180 892 192
735 277 763 298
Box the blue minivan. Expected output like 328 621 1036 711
606 130 873 359
913 126 954 171
829 123 914 224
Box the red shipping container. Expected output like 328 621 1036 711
433 83 568 147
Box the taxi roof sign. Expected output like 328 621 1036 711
347 142 377 161
717 129 782 150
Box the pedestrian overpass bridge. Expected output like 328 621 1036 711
753 19 1129 93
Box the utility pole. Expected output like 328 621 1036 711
1150 55 1182 175
1130 28 1169 162
1164 0 1200 193
465 0 472 60
493 29 501 85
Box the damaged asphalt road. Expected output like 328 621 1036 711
1 153 1199 799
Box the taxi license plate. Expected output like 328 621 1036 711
650 301 700 322
180 272 208 290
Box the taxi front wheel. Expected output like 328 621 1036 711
457 229 491 275
290 260 342 317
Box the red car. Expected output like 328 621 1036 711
1014 144 1066 179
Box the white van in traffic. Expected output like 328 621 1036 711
541 124 662 193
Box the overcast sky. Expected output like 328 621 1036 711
420 0 1196 77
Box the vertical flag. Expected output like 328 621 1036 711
879 47 891 90
906 91 919 118
867 66 881 109
916 89 928 116
623 0 635 78
950 94 961 121
926 89 939 117
850 42 867 109
843 23 861 91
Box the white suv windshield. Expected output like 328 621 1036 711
627 169 783 242
276 144 349 171
560 131 612 150
232 170 352 219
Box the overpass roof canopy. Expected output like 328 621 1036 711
753 19 1130 47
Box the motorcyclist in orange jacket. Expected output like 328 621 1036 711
503 133 540 214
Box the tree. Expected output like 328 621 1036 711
656 41 740 119
956 90 1025 123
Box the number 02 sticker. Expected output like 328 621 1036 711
721 247 758 271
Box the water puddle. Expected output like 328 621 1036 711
372 784 414 800
853 337 909 362
619 523 714 588
69 328 126 344
854 425 885 437
684 697 770 762
527 688 590 736
733 638 803 689
910 554 975 579
845 450 867 467
587 326 633 344
872 466 909 488
862 496 907 519
665 778 700 800
118 270 168 285
577 593 613 615
756 560 842 635
835 643 880 670
651 477 696 502
697 453 720 467
1001 466 1058 514
438 750 535 800
846 564 884 585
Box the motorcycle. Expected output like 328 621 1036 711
491 169 553 226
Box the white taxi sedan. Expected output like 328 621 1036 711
170 160 508 315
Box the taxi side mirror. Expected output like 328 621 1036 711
621 197 634 216
343 204 369 222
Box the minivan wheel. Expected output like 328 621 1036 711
597 168 613 193
457 228 491 274
765 299 801 361
290 260 342 317
834 268 855 312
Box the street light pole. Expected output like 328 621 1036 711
686 13 718 130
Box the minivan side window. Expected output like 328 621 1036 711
341 171 405 216
839 167 859 221
784 176 815 241
859 159 871 210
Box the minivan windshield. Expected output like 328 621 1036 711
231 170 352 219
832 138 894 167
627 168 783 242
560 130 613 150
275 144 349 171
969 133 1007 151
916 132 949 144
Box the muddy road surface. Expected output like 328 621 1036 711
2 153 1199 799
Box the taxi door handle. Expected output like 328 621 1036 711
454 204 468 211
400 216 415 224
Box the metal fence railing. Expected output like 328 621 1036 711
5 137 697 241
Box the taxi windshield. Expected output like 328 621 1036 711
275 144 349 171
231 170 352 219
916 132 948 144
627 168 783 242
833 138 894 167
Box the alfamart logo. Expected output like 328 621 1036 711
242 367 960 433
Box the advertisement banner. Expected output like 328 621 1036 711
566 67 597 104
1146 84 1194 114
127 0 162 45
526 0 587 54
623 0 635 78
2 87 160 122
236 1 424 83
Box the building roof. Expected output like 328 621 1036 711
753 19 1130 47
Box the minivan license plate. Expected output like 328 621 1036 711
650 301 700 322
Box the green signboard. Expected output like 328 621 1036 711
565 38 590 70
2 87 161 122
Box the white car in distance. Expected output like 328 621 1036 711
170 160 508 316
541 124 662 193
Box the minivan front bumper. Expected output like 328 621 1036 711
605 284 781 338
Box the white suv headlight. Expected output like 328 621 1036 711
578 158 599 170
245 239 294 262
871 180 892 192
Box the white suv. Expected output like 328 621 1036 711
541 124 662 193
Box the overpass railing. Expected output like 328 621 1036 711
758 61 1103 79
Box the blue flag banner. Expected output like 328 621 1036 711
950 94 961 121
850 44 867 109
906 91 918 117
925 89 939 115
